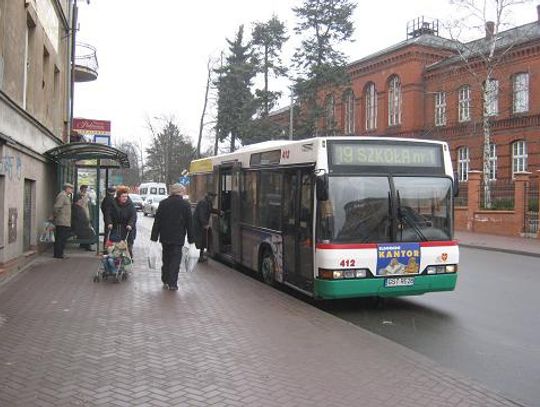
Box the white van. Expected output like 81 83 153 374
139 182 167 200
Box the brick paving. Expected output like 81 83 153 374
0 244 523 406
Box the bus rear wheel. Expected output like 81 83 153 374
260 249 275 286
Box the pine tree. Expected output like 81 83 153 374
215 26 257 152
292 0 357 138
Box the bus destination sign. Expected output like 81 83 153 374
330 142 443 168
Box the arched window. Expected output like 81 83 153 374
513 72 529 113
457 147 470 181
324 94 335 131
458 85 471 122
343 89 355 134
484 78 498 117
388 75 401 126
364 82 377 131
512 140 527 177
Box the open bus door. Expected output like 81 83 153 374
212 164 237 260
282 168 314 292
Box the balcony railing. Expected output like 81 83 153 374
74 42 98 82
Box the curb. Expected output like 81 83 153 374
459 243 540 258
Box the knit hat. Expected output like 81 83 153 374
106 186 116 194
170 184 185 196
63 182 74 189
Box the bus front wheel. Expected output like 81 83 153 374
260 249 275 286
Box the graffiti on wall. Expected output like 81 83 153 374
0 155 22 181
8 208 17 243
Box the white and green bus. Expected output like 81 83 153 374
189 137 459 300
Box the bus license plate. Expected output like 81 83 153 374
385 277 414 287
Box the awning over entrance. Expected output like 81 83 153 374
45 142 130 168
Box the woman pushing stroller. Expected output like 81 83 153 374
104 185 137 259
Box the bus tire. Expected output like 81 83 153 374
260 248 275 286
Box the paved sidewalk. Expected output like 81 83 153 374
0 245 523 406
455 230 540 257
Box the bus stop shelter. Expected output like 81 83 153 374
46 142 130 254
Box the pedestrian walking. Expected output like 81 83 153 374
193 191 217 263
53 182 74 259
150 184 193 291
104 186 137 259
72 194 95 251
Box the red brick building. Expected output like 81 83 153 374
272 8 540 184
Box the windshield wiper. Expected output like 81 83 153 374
397 190 427 241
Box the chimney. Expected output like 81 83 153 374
485 21 495 39
537 4 540 22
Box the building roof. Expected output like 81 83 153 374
348 33 460 69
427 21 540 70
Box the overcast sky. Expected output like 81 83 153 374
73 0 536 153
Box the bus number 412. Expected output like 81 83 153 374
340 259 356 267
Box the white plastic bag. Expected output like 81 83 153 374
147 241 161 270
180 243 197 273
39 221 55 243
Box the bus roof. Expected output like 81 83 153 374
189 136 449 174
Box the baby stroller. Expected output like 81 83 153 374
93 229 133 283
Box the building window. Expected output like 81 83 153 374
435 91 447 126
388 75 401 126
513 73 529 114
512 140 527 177
484 79 498 117
343 89 355 134
365 82 377 131
487 143 497 181
457 147 470 181
325 94 335 132
458 85 471 122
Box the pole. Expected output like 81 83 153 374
68 0 78 143
289 89 294 140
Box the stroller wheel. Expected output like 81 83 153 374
93 275 100 283
121 273 128 280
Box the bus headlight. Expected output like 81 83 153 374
426 265 457 274
318 269 368 279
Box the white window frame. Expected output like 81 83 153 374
487 143 497 181
457 147 470 182
513 73 529 114
458 85 471 122
344 90 355 134
485 79 498 117
512 140 527 177
435 91 447 126
365 83 377 131
388 76 401 126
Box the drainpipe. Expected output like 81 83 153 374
68 0 78 143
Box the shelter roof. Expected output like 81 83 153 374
45 142 130 168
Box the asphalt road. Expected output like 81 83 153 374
137 214 538 406
321 247 540 407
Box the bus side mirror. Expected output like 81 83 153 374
316 174 329 201
453 173 460 197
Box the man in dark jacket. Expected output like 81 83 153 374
150 184 193 291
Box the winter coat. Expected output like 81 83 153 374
53 191 72 227
150 195 193 245
71 203 95 240
193 198 212 250
105 198 137 244
100 195 115 221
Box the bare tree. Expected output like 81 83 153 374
197 58 216 159
447 0 533 207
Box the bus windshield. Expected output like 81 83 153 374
318 176 452 243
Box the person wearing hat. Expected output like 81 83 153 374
193 191 217 263
53 182 74 258
150 184 194 290
100 186 116 249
